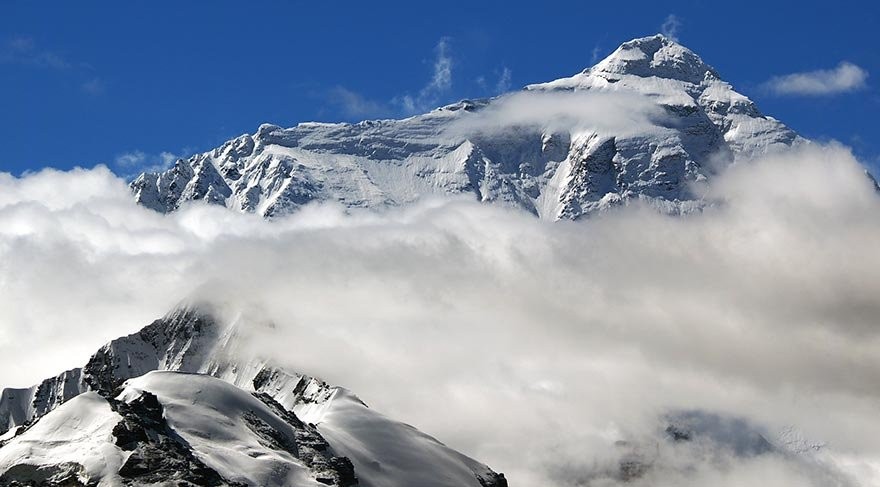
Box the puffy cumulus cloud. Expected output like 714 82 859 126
763 62 869 96
1 144 879 485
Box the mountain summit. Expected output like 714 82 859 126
131 35 799 219
593 34 717 83
0 305 508 487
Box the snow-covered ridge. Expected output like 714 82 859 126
0 305 507 487
131 34 800 220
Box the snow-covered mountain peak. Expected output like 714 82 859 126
591 34 718 83
526 34 722 94
131 35 800 220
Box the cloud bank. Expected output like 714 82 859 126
0 144 879 485
763 62 869 96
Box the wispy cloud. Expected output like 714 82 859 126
661 14 682 42
326 86 388 118
81 77 104 95
426 38 453 92
3 36 72 70
590 45 604 64
495 67 512 93
476 66 514 95
115 150 180 176
762 62 869 96
394 37 454 114
326 37 457 119
3 36 105 95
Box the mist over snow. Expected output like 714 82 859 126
1 144 879 485
442 91 667 138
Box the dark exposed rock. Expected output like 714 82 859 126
0 462 91 486
249 392 358 487
82 307 218 396
476 471 508 487
109 391 245 487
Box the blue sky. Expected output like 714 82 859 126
2 0 878 176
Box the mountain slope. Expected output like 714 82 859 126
131 34 799 220
0 306 507 487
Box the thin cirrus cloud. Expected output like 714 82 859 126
2 36 104 95
495 66 512 93
327 37 455 118
762 62 869 96
326 86 387 118
475 67 514 96
1 36 71 70
394 36 454 114
329 37 515 119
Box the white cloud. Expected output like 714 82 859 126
443 90 666 138
426 37 452 94
2 37 71 70
114 150 180 175
591 44 604 63
0 144 879 485
763 62 869 96
326 86 387 118
81 77 104 95
394 37 454 114
495 66 512 93
474 66 511 95
3 36 104 95
324 37 456 119
661 14 682 42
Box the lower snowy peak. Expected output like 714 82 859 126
0 305 507 487
131 35 800 221
0 372 356 487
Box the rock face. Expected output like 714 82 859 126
131 34 799 220
0 306 507 487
